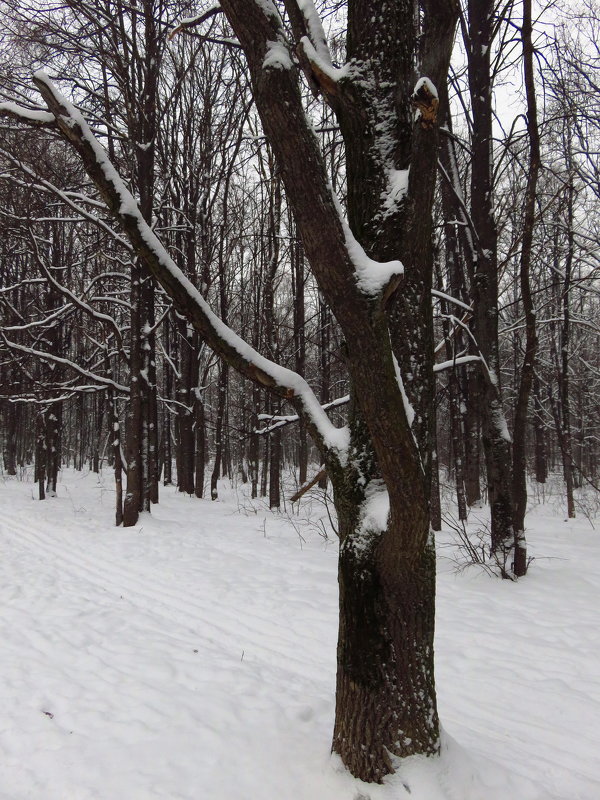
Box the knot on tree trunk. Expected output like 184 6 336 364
411 81 439 129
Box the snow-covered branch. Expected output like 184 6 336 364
0 101 56 128
1 335 129 393
31 72 349 463
256 393 350 435
431 288 472 313
0 145 133 251
433 355 481 373
169 4 223 39
27 232 129 362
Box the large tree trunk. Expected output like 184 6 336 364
330 384 438 781
334 519 437 781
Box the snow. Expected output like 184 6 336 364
296 0 332 64
299 36 351 83
263 40 293 71
431 288 472 313
383 167 410 213
392 350 415 429
359 481 390 535
413 77 439 100
346 230 403 294
0 101 55 124
330 192 403 296
176 4 220 28
433 355 481 373
1 470 598 799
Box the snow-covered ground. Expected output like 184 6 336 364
0 469 598 800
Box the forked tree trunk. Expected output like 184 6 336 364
330 393 438 781
33 0 456 781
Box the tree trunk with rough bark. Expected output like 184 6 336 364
31 0 457 781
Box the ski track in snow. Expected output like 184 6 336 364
0 471 599 800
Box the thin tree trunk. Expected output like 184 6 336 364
318 294 330 491
466 0 517 572
533 373 547 484
211 364 227 500
511 0 540 575
194 394 206 498
109 392 123 526
269 423 281 510
123 262 144 526
45 404 61 496
430 414 442 530
35 411 46 501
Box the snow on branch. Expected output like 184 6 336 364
0 145 133 251
1 335 129 393
31 72 349 462
281 0 347 98
298 36 349 92
256 393 350 435
27 232 129 363
433 355 481 373
330 193 404 297
169 4 222 39
1 303 72 332
295 0 331 62
411 77 439 129
431 288 473 313
263 40 293 71
0 101 56 128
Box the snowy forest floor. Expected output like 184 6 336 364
0 469 598 800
